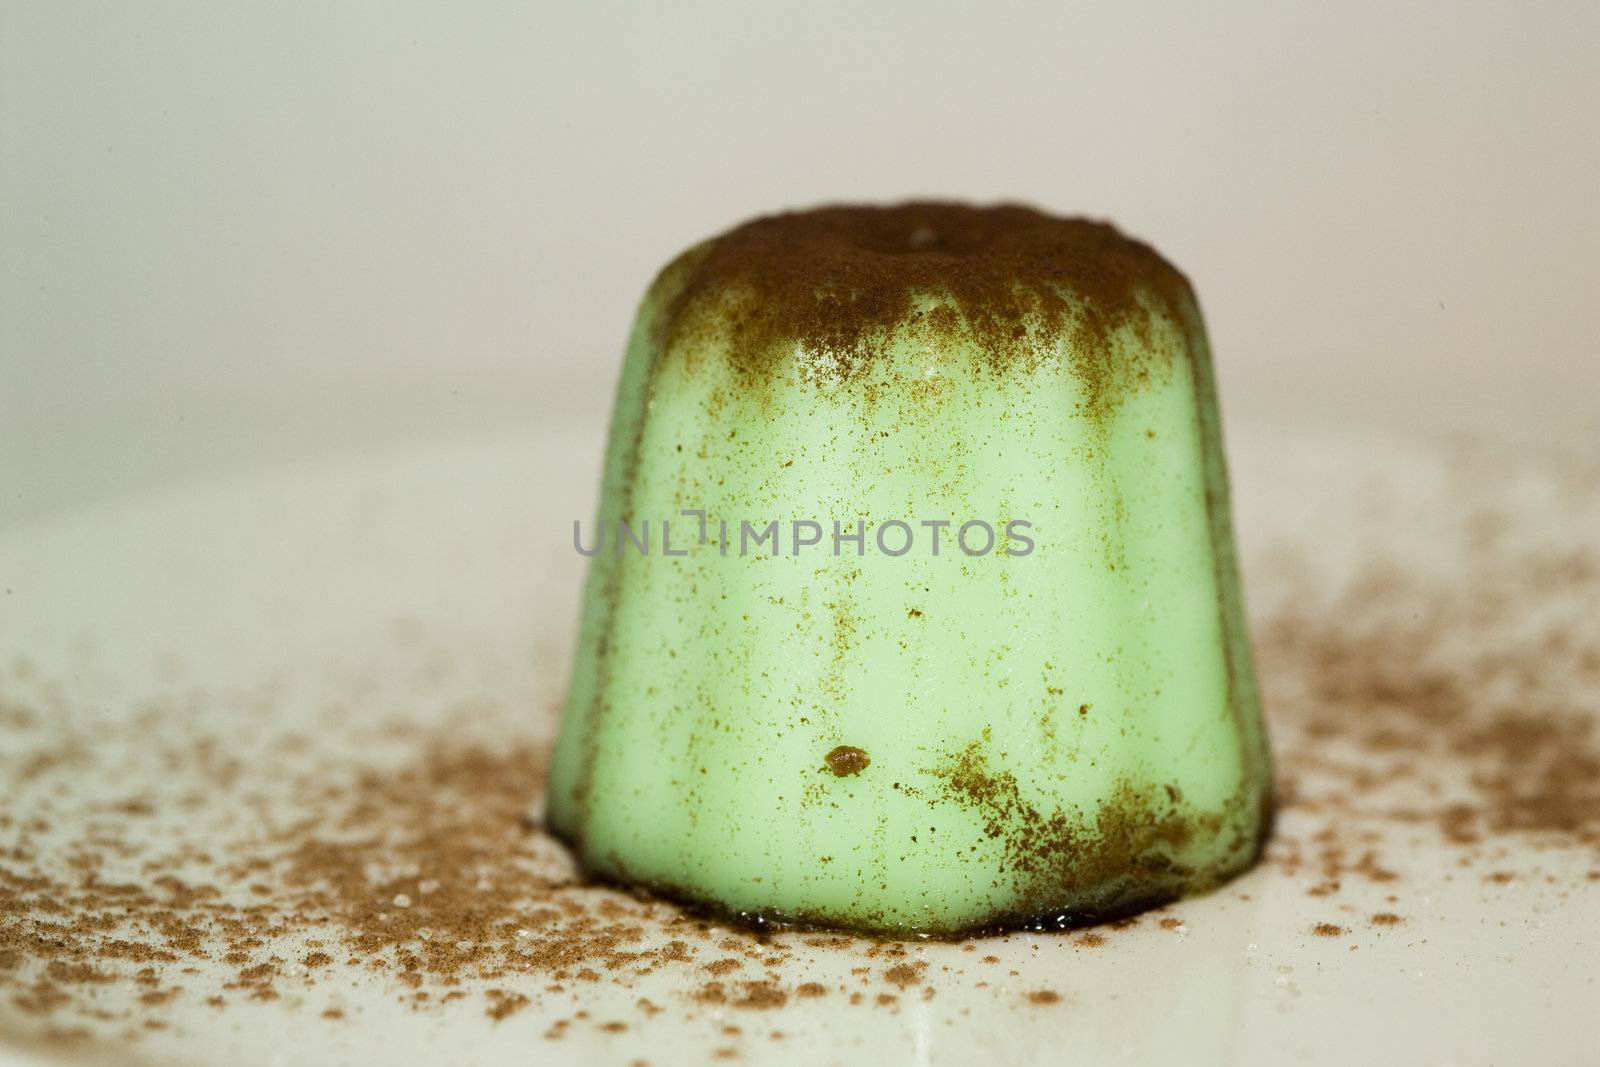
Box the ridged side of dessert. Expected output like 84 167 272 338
547 202 1271 936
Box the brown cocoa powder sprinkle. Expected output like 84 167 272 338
732 981 788 1010
882 962 926 989
923 739 1216 923
1 440 1597 1054
486 989 529 1021
1241 448 1600 954
654 202 1195 420
1025 990 1062 1005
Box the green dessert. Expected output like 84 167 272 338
547 202 1270 936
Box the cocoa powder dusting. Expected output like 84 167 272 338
1253 446 1600 898
656 202 1196 422
1 438 1597 1055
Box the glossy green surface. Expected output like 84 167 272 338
547 253 1270 935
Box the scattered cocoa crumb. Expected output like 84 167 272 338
486 989 530 1022
882 962 926 989
733 981 787 1010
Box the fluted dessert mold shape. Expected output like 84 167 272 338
547 202 1271 936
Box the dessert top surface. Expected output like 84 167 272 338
658 202 1195 379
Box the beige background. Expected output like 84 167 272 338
2 1 1596 520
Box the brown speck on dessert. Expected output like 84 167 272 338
1370 913 1404 926
1026 990 1062 1005
1311 923 1346 938
823 745 870 777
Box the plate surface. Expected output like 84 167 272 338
2 418 1597 1066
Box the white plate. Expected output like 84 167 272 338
2 418 1597 1066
